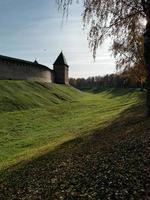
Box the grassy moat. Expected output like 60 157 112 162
0 81 149 199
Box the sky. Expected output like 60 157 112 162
0 0 116 78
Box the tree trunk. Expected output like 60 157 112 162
144 32 150 116
140 81 144 92
143 0 150 116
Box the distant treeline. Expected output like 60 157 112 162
69 74 146 90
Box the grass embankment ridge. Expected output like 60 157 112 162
0 81 81 112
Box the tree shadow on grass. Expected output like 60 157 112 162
90 88 134 94
0 104 150 200
91 88 146 100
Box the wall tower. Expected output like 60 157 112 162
53 52 69 84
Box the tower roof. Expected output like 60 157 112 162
53 52 69 67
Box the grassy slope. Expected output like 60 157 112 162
0 81 81 112
0 81 82 169
1 104 149 200
0 82 149 199
0 82 141 172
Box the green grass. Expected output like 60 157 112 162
0 81 81 112
0 81 149 199
0 82 143 174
